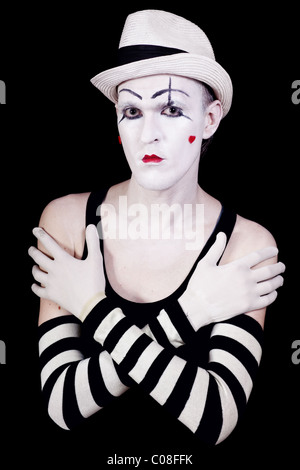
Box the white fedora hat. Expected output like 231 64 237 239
91 10 233 117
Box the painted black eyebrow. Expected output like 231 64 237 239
151 78 190 102
151 88 190 99
118 88 143 100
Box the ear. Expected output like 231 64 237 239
202 100 223 139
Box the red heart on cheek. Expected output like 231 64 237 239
188 135 196 144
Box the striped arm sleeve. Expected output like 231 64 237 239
142 299 196 348
84 299 263 445
38 315 131 430
38 298 196 431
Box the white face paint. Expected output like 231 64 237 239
116 75 209 192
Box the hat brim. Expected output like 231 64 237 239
90 53 233 117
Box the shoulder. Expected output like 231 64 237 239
39 192 90 258
36 193 91 325
222 213 277 264
40 192 90 222
221 213 278 328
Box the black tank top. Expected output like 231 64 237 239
82 187 236 324
80 188 237 453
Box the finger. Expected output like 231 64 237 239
254 290 278 310
32 265 48 285
32 227 64 259
28 246 53 272
238 246 279 268
257 275 284 296
31 282 48 299
86 224 101 258
203 232 227 265
253 261 286 283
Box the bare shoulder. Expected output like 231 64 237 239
222 214 277 264
39 192 90 258
36 192 90 325
221 214 278 328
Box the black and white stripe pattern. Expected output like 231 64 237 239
86 298 263 444
38 300 193 430
39 296 263 444
39 316 131 430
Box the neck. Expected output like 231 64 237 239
106 171 220 249
126 175 204 209
119 173 208 247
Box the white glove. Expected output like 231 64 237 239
178 232 285 330
28 225 106 321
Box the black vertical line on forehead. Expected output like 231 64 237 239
168 77 172 106
151 78 190 101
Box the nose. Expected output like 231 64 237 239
140 114 162 144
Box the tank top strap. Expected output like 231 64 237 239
81 188 110 259
86 188 110 226
174 206 236 296
198 206 237 265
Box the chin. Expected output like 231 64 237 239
135 173 182 192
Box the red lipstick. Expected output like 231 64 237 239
142 154 163 163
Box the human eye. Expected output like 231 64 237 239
122 107 143 120
161 106 183 118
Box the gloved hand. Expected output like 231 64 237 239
178 232 285 330
28 224 106 321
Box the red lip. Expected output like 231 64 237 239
142 154 163 163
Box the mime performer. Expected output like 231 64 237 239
29 10 285 445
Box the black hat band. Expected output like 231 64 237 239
117 44 187 66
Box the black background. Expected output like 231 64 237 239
0 1 299 467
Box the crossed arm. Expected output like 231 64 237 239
29 221 285 444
